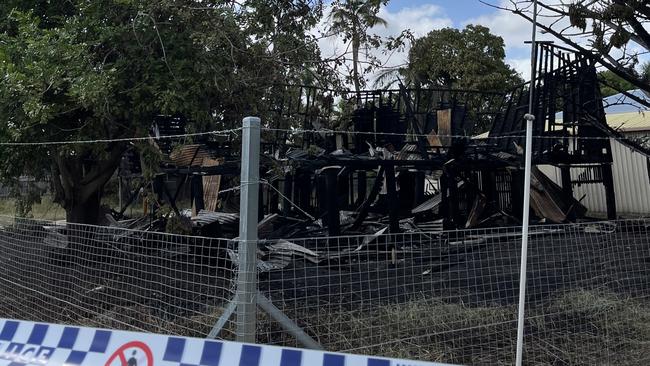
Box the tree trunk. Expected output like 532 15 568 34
352 36 362 105
52 144 125 225
65 190 102 225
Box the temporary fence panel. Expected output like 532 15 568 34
0 216 236 339
0 217 648 364
250 220 650 365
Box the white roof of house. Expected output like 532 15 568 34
606 111 650 132
603 89 650 132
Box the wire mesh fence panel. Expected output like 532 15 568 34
255 220 650 365
255 228 523 365
0 214 648 365
0 216 236 339
521 220 650 366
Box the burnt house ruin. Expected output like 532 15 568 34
117 43 650 239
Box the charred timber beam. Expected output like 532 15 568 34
282 173 293 215
481 170 496 206
398 84 429 159
352 167 385 229
348 172 355 209
172 175 189 204
160 177 182 217
315 156 512 169
317 173 327 218
337 167 351 209
414 171 425 207
191 174 205 212
602 164 617 220
356 170 367 207
445 168 460 229
385 163 400 233
269 179 280 214
322 166 341 236
560 166 573 201
162 163 239 176
296 172 312 214
319 158 448 169
510 170 524 220
397 170 417 213
440 172 449 228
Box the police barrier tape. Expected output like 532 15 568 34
0 319 455 366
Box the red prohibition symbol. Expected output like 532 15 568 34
104 341 154 366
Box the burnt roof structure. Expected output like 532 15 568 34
116 43 649 239
251 43 649 236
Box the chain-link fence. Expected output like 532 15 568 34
0 215 648 365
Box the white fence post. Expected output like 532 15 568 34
236 116 260 343
516 1 539 365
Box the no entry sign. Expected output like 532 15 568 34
0 319 454 366
104 341 154 366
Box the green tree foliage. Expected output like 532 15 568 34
599 70 636 97
404 25 522 92
0 0 330 223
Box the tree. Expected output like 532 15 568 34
0 0 330 224
404 25 522 92
599 70 636 97
488 0 650 106
328 0 388 99
642 61 650 84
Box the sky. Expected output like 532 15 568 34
382 0 532 79
384 0 494 24
317 0 566 83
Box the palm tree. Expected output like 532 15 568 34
328 0 387 101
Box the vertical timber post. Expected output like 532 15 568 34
282 173 293 215
236 116 260 343
385 163 400 233
118 176 123 213
560 166 573 199
356 170 367 206
602 164 617 220
323 166 341 237
414 171 425 206
270 179 279 214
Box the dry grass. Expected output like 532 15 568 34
75 304 237 340
0 196 66 221
66 290 650 365
0 193 151 221
252 290 649 365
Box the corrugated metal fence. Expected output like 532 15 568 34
540 136 650 216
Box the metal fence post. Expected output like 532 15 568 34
516 1 539 365
236 116 260 343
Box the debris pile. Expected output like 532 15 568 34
102 43 650 267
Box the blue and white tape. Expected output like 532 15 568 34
0 319 453 366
